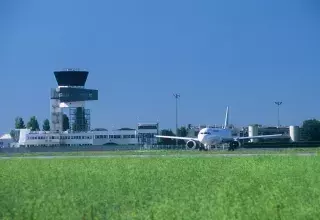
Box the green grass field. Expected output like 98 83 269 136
1 156 320 219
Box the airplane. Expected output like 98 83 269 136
155 107 285 151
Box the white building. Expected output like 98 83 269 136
137 123 159 145
0 134 13 148
14 123 159 147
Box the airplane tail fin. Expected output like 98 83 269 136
224 106 229 129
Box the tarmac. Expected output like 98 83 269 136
0 152 317 160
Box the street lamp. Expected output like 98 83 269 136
274 101 283 128
173 93 180 145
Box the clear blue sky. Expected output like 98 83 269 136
1 0 320 134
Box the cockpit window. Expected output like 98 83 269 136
203 132 211 135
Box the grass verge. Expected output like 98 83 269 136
1 156 320 219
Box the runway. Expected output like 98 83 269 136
0 152 317 160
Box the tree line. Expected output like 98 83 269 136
301 119 320 141
12 107 88 133
13 115 70 132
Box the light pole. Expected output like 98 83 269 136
173 93 180 146
275 101 282 128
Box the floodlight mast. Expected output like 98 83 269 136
275 101 283 128
173 94 180 145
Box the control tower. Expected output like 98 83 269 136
50 69 98 132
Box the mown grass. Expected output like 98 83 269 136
1 147 320 157
1 156 320 219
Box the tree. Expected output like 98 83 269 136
15 117 25 129
302 119 320 141
177 126 187 137
62 114 70 131
177 126 188 145
10 130 20 142
27 116 40 131
42 119 50 131
158 129 176 145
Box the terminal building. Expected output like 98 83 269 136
16 123 159 147
12 69 159 147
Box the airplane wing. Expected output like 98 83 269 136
155 135 199 141
235 134 286 140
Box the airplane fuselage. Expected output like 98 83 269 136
197 127 233 146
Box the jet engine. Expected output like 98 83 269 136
186 140 197 149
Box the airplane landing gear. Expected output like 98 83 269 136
199 144 209 151
228 141 239 151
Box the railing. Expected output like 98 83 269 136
59 68 88 72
